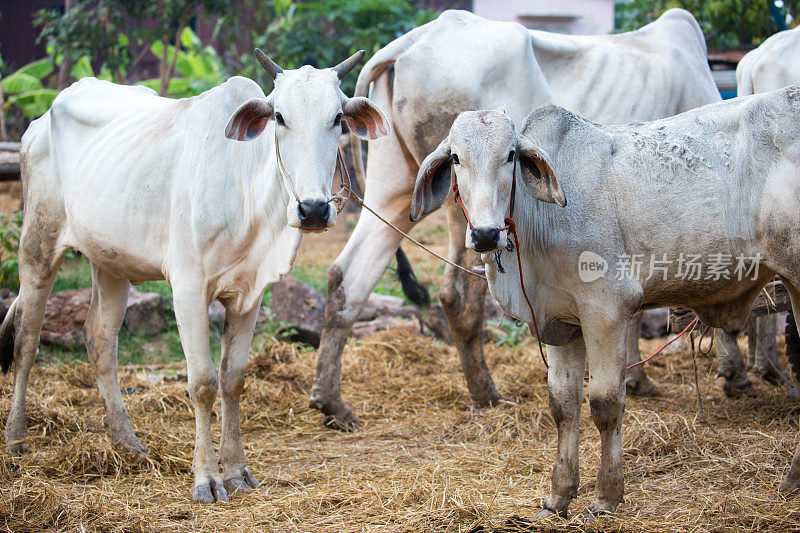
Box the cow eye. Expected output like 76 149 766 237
507 150 515 163
452 154 460 165
275 113 285 126
334 113 342 127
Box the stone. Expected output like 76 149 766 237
352 315 418 338
208 300 225 327
124 288 172 335
40 289 91 347
269 275 326 347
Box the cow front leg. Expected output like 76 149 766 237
218 304 260 494
584 317 627 515
439 204 506 407
624 311 654 397
311 194 413 430
85 265 145 455
173 286 226 503
750 315 789 385
538 338 586 519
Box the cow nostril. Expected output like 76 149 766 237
471 228 501 252
297 201 330 229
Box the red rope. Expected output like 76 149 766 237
626 316 699 371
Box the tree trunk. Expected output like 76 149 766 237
56 0 74 90
158 12 187 96
0 86 7 143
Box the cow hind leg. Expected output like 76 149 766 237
715 329 753 397
776 278 800 491
624 311 655 397
218 303 260 493
751 315 789 385
4 218 65 454
85 265 145 456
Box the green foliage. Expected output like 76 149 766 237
616 0 800 49
35 2 132 80
247 0 437 94
138 28 226 97
491 318 528 349
1 59 58 118
0 212 22 291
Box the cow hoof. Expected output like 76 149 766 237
5 439 30 455
723 376 753 398
322 411 361 432
625 375 655 397
780 475 800 492
192 479 229 504
223 466 260 493
755 367 784 386
473 392 515 409
114 436 149 458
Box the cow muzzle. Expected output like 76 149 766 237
471 227 501 253
297 201 331 230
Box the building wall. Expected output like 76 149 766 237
473 0 615 34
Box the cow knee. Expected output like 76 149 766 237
189 371 218 406
589 393 624 432
220 369 246 401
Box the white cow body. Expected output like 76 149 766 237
32 77 300 312
311 8 721 428
738 26 800 95
410 89 800 516
2 55 389 502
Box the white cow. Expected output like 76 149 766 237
0 50 389 503
311 8 721 429
410 91 800 517
738 25 800 96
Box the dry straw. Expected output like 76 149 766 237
0 328 799 532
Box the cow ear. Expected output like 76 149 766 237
410 138 452 222
517 136 566 207
225 98 274 141
342 97 390 140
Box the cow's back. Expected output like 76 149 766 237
25 76 267 281
737 27 800 95
389 10 550 163
532 8 720 123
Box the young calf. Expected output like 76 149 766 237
410 89 800 517
1 50 389 503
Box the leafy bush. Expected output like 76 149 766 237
0 211 23 291
1 59 58 118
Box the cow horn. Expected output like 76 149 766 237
254 48 283 80
332 50 365 80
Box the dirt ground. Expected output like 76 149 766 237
1 208 800 532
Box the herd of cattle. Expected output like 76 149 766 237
0 6 799 520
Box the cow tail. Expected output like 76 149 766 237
0 297 19 374
395 248 430 307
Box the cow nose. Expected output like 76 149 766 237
297 201 330 229
471 228 500 252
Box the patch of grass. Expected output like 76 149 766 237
52 255 93 292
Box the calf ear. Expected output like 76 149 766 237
410 138 452 222
517 136 566 207
343 97 390 140
225 98 274 141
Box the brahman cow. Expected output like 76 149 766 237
311 8 721 429
410 89 800 517
0 50 389 503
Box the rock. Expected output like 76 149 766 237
124 288 172 335
484 294 504 323
352 316 418 338
641 308 670 339
208 300 225 327
358 293 418 322
40 289 91 347
269 275 326 347
0 288 16 319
